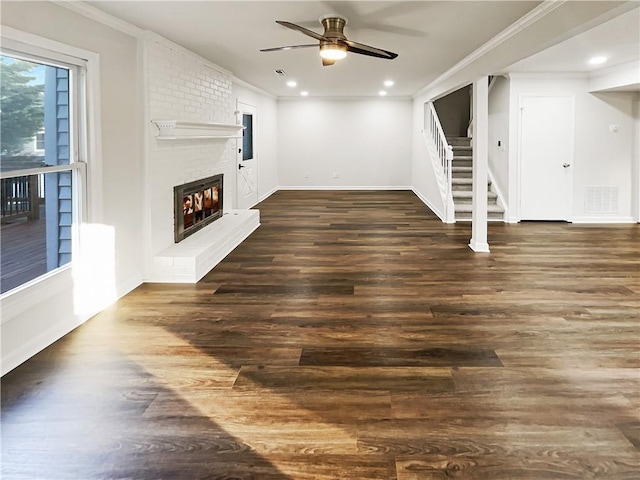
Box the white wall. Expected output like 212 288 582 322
278 98 412 189
488 76 511 217
634 96 640 222
1 2 142 374
232 81 278 202
411 93 446 218
143 34 236 266
509 74 636 222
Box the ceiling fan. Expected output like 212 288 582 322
260 15 398 66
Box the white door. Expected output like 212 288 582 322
519 94 574 221
236 102 258 209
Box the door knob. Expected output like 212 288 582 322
563 163 571 168
238 164 245 170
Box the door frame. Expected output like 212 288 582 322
235 100 258 209
516 93 575 222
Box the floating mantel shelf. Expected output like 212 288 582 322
151 120 244 139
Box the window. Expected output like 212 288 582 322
0 46 86 295
35 131 45 152
242 113 253 161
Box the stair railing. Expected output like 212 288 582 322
425 102 455 222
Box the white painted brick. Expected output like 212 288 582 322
145 38 236 255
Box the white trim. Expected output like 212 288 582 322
116 275 143 299
258 186 278 203
52 0 143 38
232 76 276 99
0 266 72 321
572 216 635 224
0 164 80 179
507 72 587 81
469 240 491 253
278 95 413 101
411 187 447 222
151 120 243 139
140 36 153 281
516 93 575 223
142 31 232 77
589 59 640 80
278 185 413 191
0 26 105 374
2 26 95 64
413 0 566 99
487 169 508 222
0 27 105 226
2 310 86 376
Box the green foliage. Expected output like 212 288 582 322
1 58 44 155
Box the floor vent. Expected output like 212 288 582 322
585 186 619 213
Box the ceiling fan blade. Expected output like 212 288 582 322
260 44 318 53
344 39 398 59
276 20 325 41
322 57 336 67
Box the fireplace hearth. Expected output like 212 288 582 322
174 174 223 242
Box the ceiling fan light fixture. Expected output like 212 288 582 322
319 43 347 60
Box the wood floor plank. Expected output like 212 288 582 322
2 190 639 479
234 366 456 393
299 347 503 367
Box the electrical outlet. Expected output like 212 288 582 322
332 172 339 179
304 173 310 179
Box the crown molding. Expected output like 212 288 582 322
413 0 567 99
232 76 277 99
277 95 412 101
52 1 143 37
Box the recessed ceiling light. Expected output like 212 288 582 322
588 56 607 65
379 90 387 96
286 80 297 87
300 91 309 96
384 80 394 87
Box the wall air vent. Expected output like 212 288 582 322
585 186 619 213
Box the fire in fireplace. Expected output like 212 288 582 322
174 174 223 242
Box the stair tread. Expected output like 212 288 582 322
452 178 492 185
455 204 504 212
453 191 498 199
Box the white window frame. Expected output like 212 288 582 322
0 27 102 303
34 131 45 153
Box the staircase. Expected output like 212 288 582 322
448 136 504 221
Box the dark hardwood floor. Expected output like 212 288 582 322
2 190 639 479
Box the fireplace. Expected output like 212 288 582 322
174 174 223 243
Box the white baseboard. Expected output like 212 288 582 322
258 186 278 203
469 240 491 253
572 216 635 224
1 314 88 376
411 187 446 222
277 185 412 191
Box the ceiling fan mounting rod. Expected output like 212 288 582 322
319 15 348 40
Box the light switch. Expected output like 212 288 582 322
609 124 619 133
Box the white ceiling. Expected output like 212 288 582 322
85 1 639 98
505 7 640 77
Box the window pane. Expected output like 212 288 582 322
1 171 73 294
1 55 70 173
242 113 253 161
